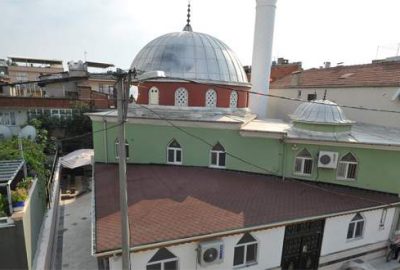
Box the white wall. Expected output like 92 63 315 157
320 208 395 256
109 227 285 270
268 87 400 128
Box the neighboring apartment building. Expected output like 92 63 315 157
89 21 400 270
0 57 116 136
268 57 400 128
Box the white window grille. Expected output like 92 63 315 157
205 89 217 107
230 91 238 108
0 112 16 125
148 87 159 105
146 248 178 270
115 139 130 159
210 142 226 168
294 149 313 176
337 153 358 180
167 139 182 165
347 213 365 240
174 88 188 107
233 233 258 267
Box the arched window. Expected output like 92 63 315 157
233 233 258 267
115 138 130 159
210 142 226 168
175 88 188 107
230 91 238 108
337 153 358 180
205 89 217 107
347 213 365 240
294 149 313 176
146 248 178 270
148 87 159 105
167 139 182 165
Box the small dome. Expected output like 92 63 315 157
131 31 249 85
290 100 353 125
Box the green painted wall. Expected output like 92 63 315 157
92 121 284 175
92 120 400 195
283 143 400 194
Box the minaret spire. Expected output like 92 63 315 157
183 1 193 32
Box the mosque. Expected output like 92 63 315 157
88 1 400 269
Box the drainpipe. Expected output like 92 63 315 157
103 118 109 163
249 0 278 118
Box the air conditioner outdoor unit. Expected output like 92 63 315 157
318 151 339 168
198 239 224 267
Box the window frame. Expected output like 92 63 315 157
209 143 226 169
347 213 365 240
174 88 188 107
233 234 258 268
337 153 358 181
167 140 182 165
229 91 238 108
146 257 179 270
205 89 217 108
148 87 160 105
293 149 313 176
146 248 179 270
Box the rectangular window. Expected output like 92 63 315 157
211 152 217 166
246 243 257 263
168 149 175 163
147 263 161 270
164 261 177 270
379 209 387 229
307 93 317 101
294 157 312 176
233 243 258 267
347 163 357 179
175 150 181 163
219 152 226 167
347 223 355 239
210 151 226 168
233 246 245 266
303 159 312 174
355 222 363 238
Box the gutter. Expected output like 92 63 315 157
93 202 400 257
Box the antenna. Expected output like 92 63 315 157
84 50 87 62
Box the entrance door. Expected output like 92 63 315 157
281 219 325 270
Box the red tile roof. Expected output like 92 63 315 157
94 164 400 253
270 61 400 89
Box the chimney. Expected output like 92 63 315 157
324 61 331 68
249 0 277 119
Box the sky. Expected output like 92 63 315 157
1 0 400 70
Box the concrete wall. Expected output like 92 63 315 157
0 179 46 270
283 143 400 194
0 220 29 269
321 208 394 256
106 208 396 270
22 179 46 269
108 227 285 270
267 87 400 128
92 121 284 175
93 120 400 194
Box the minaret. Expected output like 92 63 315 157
183 2 193 32
249 0 277 118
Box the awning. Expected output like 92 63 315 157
60 149 94 169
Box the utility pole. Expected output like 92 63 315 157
116 71 131 270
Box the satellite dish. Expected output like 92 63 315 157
19 125 37 141
0 125 12 140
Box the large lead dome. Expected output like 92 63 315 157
131 31 249 85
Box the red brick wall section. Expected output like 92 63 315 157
0 96 79 108
137 82 249 108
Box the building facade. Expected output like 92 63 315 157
269 58 400 128
89 14 400 270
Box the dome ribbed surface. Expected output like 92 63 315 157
291 100 353 124
131 31 248 85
